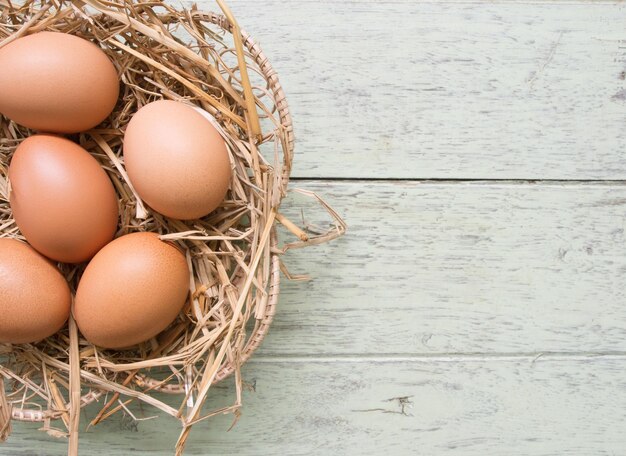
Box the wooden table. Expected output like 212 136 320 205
5 0 626 454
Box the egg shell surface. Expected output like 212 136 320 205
0 238 71 344
123 100 231 220
0 31 119 133
9 134 119 263
74 232 190 349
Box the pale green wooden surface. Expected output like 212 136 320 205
4 0 626 455
201 0 626 179
6 357 626 455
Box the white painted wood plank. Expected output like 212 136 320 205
4 357 626 455
190 1 626 179
259 181 626 354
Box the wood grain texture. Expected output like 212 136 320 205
4 356 626 455
264 180 626 355
193 0 626 179
5 1 626 455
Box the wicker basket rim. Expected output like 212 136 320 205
2 6 293 422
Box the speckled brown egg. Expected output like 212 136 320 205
9 134 119 263
0 31 119 133
74 232 189 349
123 100 231 220
0 238 71 344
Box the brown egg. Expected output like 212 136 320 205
0 239 71 344
74 232 189 349
123 100 231 220
9 135 119 263
0 31 119 133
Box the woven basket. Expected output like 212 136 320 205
0 1 345 454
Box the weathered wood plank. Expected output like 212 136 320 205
4 356 626 455
192 0 626 179
259 180 626 355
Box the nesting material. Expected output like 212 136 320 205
0 1 345 454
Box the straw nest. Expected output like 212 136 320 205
0 1 345 454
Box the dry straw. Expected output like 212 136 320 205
0 1 346 454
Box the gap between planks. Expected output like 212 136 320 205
290 177 626 186
250 352 626 363
226 0 626 5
